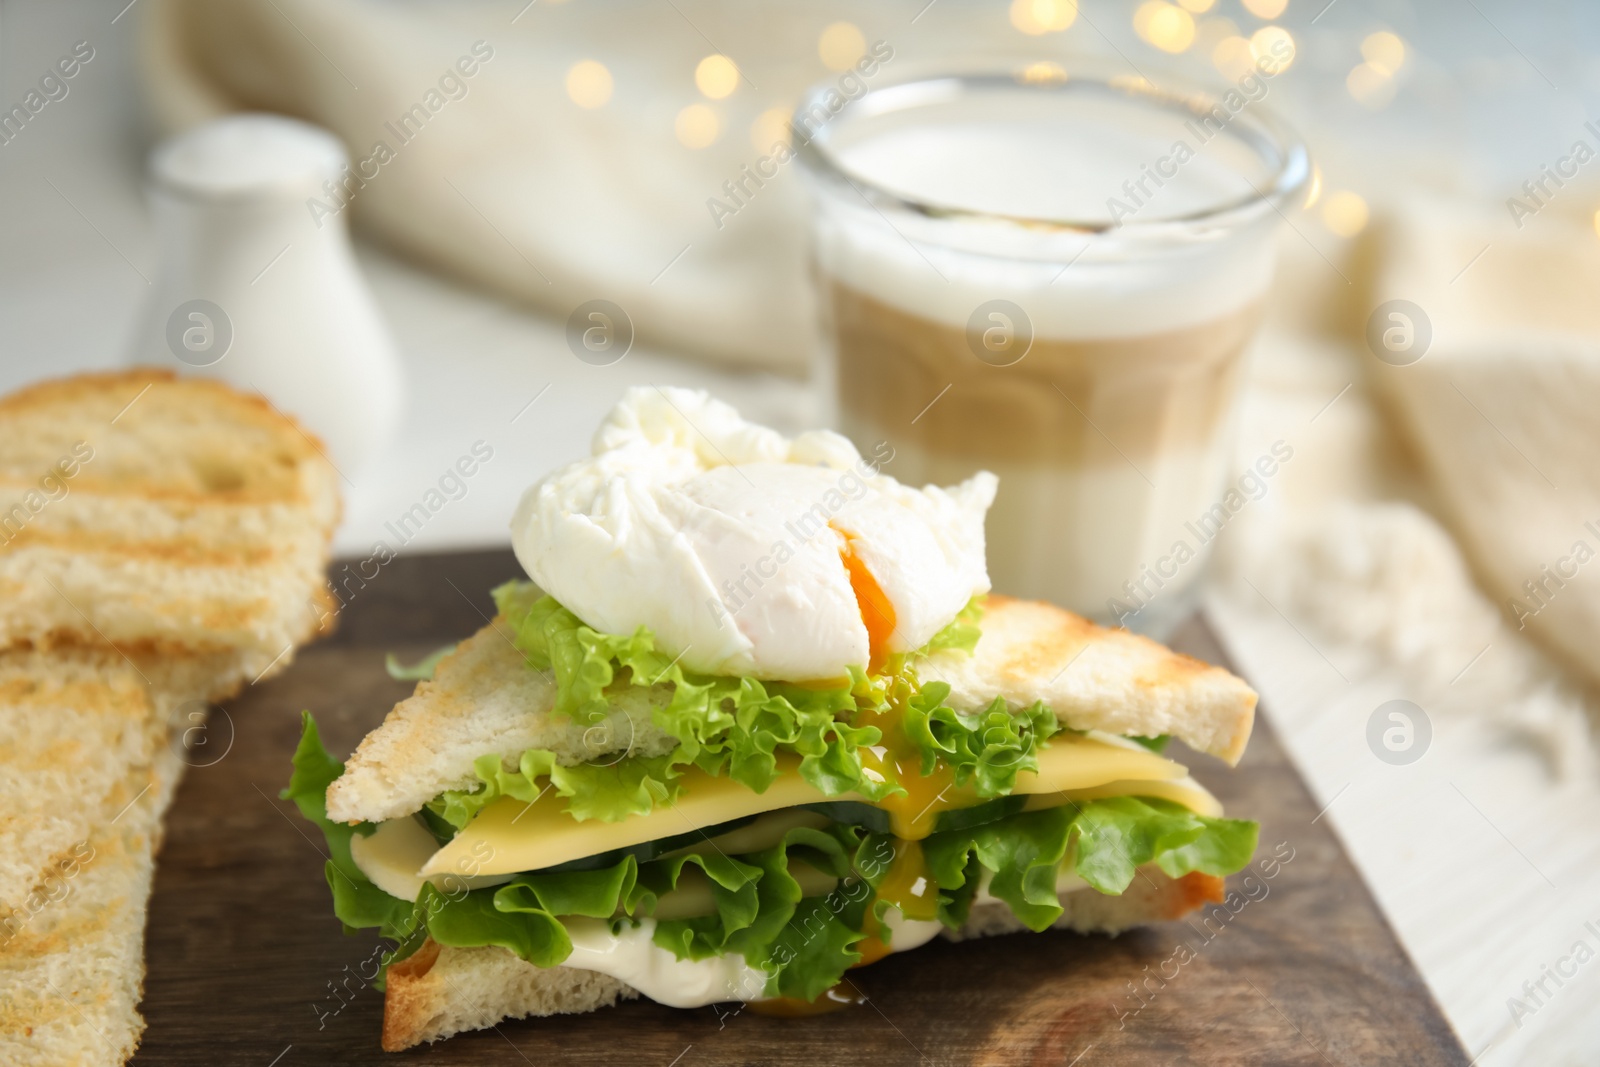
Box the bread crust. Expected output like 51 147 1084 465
0 642 247 915
382 937 638 1052
0 367 341 677
0 369 342 1062
0 738 187 1065
381 871 1225 1050
927 596 1257 765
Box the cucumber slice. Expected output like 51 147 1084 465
414 806 459 846
931 795 1027 834
799 801 893 834
800 796 1032 836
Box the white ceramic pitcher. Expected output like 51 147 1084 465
127 113 403 479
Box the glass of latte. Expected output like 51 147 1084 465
797 65 1309 637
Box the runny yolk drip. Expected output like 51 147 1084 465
873 839 939 922
854 706 950 972
854 686 961 841
798 535 955 997
831 525 961 839
853 840 938 971
747 983 870 1016
835 530 896 674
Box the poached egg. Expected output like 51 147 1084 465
511 387 996 681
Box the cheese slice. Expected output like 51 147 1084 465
422 732 1195 878
1020 775 1223 819
350 817 437 901
350 815 517 901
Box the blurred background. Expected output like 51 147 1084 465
4 0 1600 1062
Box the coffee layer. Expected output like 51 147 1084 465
829 283 1261 466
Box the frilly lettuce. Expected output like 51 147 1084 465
916 797 1260 930
428 749 682 828
422 820 874 1001
917 596 984 656
899 680 1059 797
447 585 1055 828
290 713 873 997
281 713 425 982
290 715 1256 997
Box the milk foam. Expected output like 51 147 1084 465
813 88 1280 338
834 97 1255 222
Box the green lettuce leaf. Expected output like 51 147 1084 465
384 644 457 681
290 716 1255 1001
421 881 573 966
404 819 873 1002
281 713 423 981
921 797 1259 931
429 749 682 829
288 713 879 999
919 596 984 656
900 685 1059 797
1147 807 1260 881
635 849 765 950
424 856 653 967
757 888 872 1001
446 585 1048 828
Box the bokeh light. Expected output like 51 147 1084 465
1009 0 1078 35
1241 0 1288 18
1019 60 1069 84
1322 191 1369 237
1134 1 1196 53
1593 208 1600 239
695 55 739 100
565 60 613 109
1177 0 1215 11
675 104 720 148
818 22 867 69
1250 25 1296 72
1362 31 1407 76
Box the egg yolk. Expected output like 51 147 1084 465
835 531 896 674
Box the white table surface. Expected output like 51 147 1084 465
3 4 1596 1064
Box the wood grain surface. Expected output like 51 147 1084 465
132 549 1468 1066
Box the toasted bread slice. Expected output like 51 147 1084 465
326 625 680 825
924 595 1257 765
380 870 1224 1050
328 596 1256 825
0 645 243 914
382 938 642 1053
0 369 340 680
0 369 343 1061
0 744 183 1066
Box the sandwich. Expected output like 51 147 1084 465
288 387 1258 1050
0 369 340 1065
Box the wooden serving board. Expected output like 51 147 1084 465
133 549 1467 1066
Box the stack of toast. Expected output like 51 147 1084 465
0 370 339 1065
